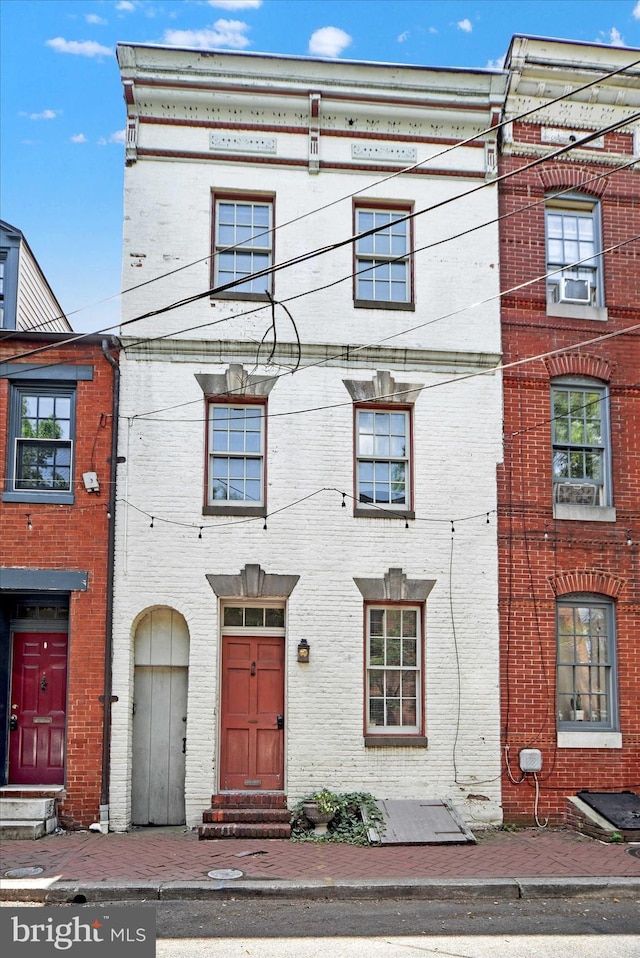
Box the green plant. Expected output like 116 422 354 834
290 790 384 845
609 831 623 843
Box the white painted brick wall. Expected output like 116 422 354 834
111 49 504 832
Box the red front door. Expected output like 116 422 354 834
9 632 68 785
220 635 284 791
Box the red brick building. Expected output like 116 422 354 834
0 222 118 831
497 39 640 824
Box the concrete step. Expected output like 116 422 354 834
0 797 56 820
202 807 291 824
0 819 46 840
198 822 291 840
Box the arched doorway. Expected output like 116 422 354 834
131 608 189 825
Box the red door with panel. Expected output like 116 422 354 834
220 635 284 791
9 632 68 785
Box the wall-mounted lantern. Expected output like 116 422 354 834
297 638 310 663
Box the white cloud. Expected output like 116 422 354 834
634 1 640 19
116 1 136 10
606 27 625 46
397 30 409 43
110 129 127 144
428 26 438 34
486 54 506 70
308 26 352 58
70 133 88 143
85 14 107 25
20 108 60 120
457 18 473 33
163 19 251 49
46 37 113 57
207 0 262 8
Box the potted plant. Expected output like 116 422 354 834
570 694 584 721
302 789 339 835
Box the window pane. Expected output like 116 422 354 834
245 607 264 627
224 607 244 626
265 608 285 628
386 609 401 637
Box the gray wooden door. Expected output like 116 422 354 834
131 609 189 826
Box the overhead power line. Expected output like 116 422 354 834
2 54 638 345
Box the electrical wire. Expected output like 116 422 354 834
4 108 638 369
5 52 638 341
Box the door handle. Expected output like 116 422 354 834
276 714 284 730
182 737 187 754
10 715 18 731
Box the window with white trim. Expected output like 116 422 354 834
213 197 272 297
367 605 421 734
207 402 265 509
557 597 616 730
551 381 611 507
355 206 412 307
356 407 410 510
546 198 603 307
5 383 75 503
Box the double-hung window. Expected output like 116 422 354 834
551 381 611 508
5 383 75 504
213 197 273 297
367 605 421 735
354 205 412 308
546 198 603 307
206 402 266 513
356 407 411 513
557 597 616 730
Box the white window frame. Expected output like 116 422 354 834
355 406 411 514
551 379 612 509
213 197 273 298
545 196 603 308
206 401 266 513
556 596 617 732
354 206 412 307
366 604 422 736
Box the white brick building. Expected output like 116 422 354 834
110 44 506 831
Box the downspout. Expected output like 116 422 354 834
98 336 120 833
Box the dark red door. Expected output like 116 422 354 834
9 632 68 785
220 635 284 790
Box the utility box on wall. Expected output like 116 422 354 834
519 749 543 773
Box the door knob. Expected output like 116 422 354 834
10 715 18 731
276 714 284 729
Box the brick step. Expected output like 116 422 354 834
203 807 291 824
198 822 291 840
210 792 288 809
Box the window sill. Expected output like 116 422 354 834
354 299 415 311
3 491 75 505
354 507 415 520
365 735 427 748
547 303 608 322
557 730 621 749
211 291 271 303
203 504 267 517
553 503 616 522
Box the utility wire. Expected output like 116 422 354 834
4 53 638 340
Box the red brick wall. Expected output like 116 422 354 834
0 337 116 827
498 147 640 825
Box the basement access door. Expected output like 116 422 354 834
370 799 476 845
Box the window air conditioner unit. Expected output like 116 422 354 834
559 276 590 304
554 482 598 505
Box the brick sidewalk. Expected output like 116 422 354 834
1 827 639 885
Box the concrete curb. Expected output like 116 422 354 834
1 876 640 903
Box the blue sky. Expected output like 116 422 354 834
1 0 639 333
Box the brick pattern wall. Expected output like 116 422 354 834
498 143 640 824
0 338 116 827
